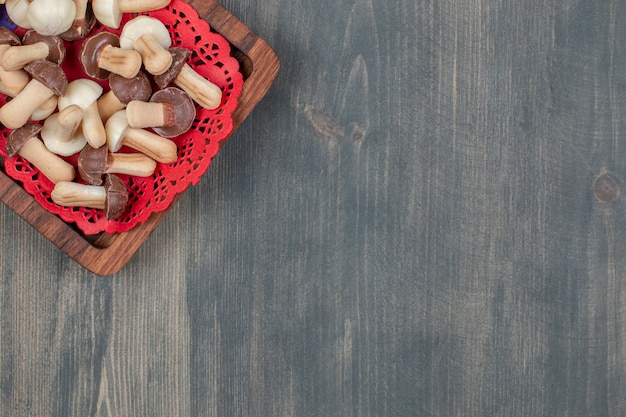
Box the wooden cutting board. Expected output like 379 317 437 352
0 0 280 276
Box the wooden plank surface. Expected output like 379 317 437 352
1 0 625 415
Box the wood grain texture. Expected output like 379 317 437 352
2 0 626 415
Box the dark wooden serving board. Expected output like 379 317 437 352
0 0 279 276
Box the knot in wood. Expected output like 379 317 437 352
593 173 620 203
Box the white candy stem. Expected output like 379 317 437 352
1 42 50 71
0 45 29 95
55 104 83 141
97 90 124 123
98 45 142 79
174 64 222 110
126 101 167 128
19 138 76 183
82 101 106 148
74 0 87 19
31 95 58 121
133 34 172 75
120 127 177 163
51 181 106 208
107 152 156 177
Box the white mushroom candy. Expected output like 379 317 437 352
92 0 171 29
105 109 177 163
27 0 76 36
58 78 106 148
5 0 32 29
119 15 172 76
41 104 87 156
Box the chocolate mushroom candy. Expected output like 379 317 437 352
154 47 222 110
61 0 97 41
27 0 76 36
0 30 58 117
78 143 156 185
81 32 142 80
51 174 128 220
0 27 29 97
1 31 65 71
97 71 152 123
5 0 32 29
119 16 172 76
41 104 87 156
0 60 68 129
92 0 171 29
58 78 106 148
105 109 177 164
6 123 76 183
126 87 195 138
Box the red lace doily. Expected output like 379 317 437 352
0 0 243 234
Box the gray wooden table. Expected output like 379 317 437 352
2 0 625 415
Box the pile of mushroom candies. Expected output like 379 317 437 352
0 0 223 220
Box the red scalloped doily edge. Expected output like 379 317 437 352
0 0 243 235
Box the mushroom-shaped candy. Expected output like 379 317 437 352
154 47 222 110
78 144 157 185
97 71 152 122
27 0 76 36
58 79 106 148
0 30 58 119
41 104 87 156
30 96 59 121
93 0 171 29
106 109 177 164
1 31 65 71
126 87 195 138
51 174 128 220
120 16 172 76
5 0 32 29
0 27 29 97
6 123 76 183
61 0 97 41
0 60 68 129
81 31 142 80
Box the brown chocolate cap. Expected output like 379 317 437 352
22 31 65 64
24 60 68 96
6 123 42 158
103 174 128 220
0 27 21 46
109 71 152 104
150 87 195 138
61 2 97 41
153 47 191 89
78 144 108 185
80 31 120 79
